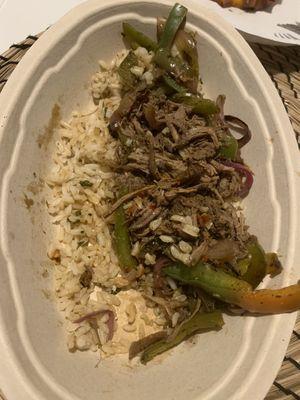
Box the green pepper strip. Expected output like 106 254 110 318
154 49 193 83
174 29 199 92
218 135 238 160
156 17 199 93
172 92 219 116
156 17 198 78
141 311 224 364
118 51 139 91
165 262 251 304
154 4 195 91
156 17 165 41
164 262 300 314
114 189 137 271
163 75 186 93
242 241 267 288
158 3 187 50
122 22 157 52
122 6 192 91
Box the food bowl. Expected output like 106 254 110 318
0 1 299 399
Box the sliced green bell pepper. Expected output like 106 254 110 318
114 189 137 271
219 135 238 160
163 74 186 93
140 311 224 364
122 22 157 51
158 3 187 50
118 51 139 91
164 262 300 314
172 92 219 116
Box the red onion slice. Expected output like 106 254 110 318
73 309 115 341
153 257 171 289
106 311 115 341
221 160 254 198
224 115 252 148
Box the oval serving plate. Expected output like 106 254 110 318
0 1 299 399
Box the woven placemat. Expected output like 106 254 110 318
0 34 299 400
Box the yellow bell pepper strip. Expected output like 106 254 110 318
122 22 157 52
139 311 224 364
164 262 300 314
237 285 300 314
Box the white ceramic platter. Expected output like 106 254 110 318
0 1 299 399
197 0 300 45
